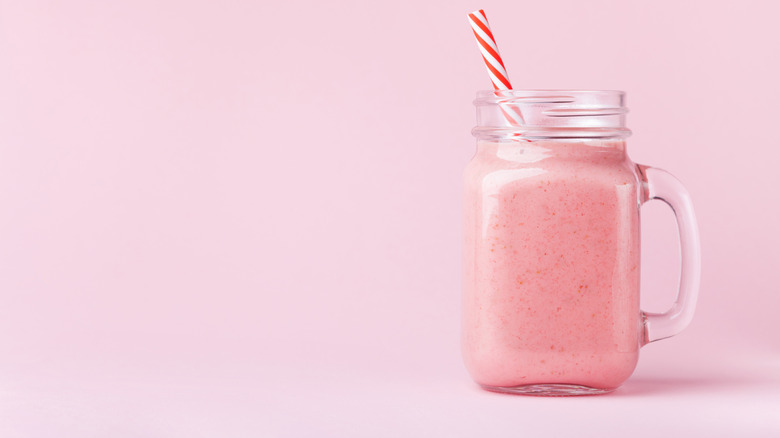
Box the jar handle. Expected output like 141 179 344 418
638 166 702 345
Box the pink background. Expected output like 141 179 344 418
0 0 778 435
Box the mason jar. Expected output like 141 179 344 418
462 90 701 395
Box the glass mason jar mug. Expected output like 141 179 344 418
462 90 701 395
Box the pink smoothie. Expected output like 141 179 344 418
462 139 642 391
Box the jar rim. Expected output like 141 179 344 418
473 89 629 139
475 89 625 102
476 89 625 93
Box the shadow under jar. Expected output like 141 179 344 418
462 90 701 396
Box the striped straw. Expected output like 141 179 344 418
468 9 511 90
468 9 524 125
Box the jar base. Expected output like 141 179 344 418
480 383 615 396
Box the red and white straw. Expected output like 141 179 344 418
468 9 512 91
468 9 523 125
